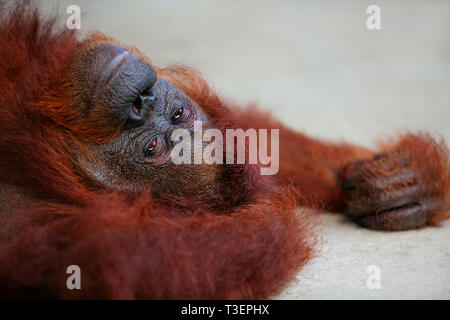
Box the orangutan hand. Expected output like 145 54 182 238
340 135 449 231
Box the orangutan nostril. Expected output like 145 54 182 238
133 96 142 114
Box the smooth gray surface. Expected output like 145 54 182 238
41 0 450 299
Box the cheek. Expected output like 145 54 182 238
150 163 220 198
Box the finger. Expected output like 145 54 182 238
356 196 446 231
344 185 424 217
343 167 416 194
369 169 416 189
357 203 427 231
341 153 411 191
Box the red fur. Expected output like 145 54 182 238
0 2 448 299
0 3 316 299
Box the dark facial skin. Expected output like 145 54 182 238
68 44 220 201
92 45 158 130
68 43 158 131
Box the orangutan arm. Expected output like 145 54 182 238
0 190 314 299
235 108 449 230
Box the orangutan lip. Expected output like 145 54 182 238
94 50 130 99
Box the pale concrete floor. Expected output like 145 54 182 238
40 0 450 299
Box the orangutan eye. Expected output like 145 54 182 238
144 138 158 157
171 106 184 124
